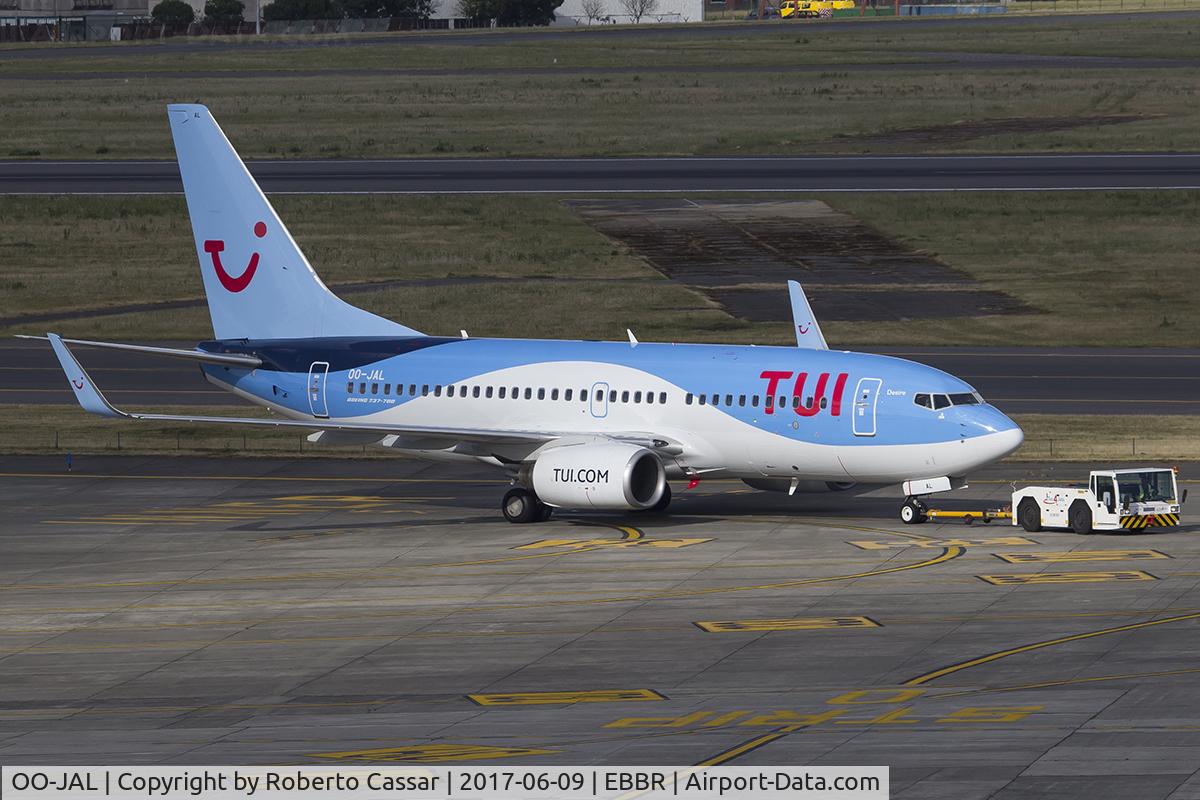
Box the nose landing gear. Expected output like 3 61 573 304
900 496 928 524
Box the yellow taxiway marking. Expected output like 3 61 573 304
904 610 1200 687
978 570 1158 585
994 549 1170 564
936 667 1200 699
467 689 666 706
695 732 788 766
314 744 557 763
43 494 436 525
850 536 1036 550
695 616 880 633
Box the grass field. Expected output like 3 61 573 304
1 14 1199 158
2 404 1196 462
3 191 1197 347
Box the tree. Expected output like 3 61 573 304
151 0 196 25
203 0 244 24
341 0 430 17
617 0 654 21
263 0 339 19
580 0 604 23
456 0 559 24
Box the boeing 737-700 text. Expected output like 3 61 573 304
36 105 1023 523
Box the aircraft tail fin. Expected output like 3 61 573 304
167 104 420 341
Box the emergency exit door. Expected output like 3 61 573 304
852 377 882 436
308 361 330 418
590 381 609 418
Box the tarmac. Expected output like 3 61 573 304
3 154 1200 195
3 454 1200 798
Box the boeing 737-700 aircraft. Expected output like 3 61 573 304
39 104 1023 523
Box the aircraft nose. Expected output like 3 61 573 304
985 424 1025 460
972 407 1024 461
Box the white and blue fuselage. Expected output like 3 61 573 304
202 336 1022 484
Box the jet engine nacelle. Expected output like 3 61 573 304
530 443 666 510
742 478 857 493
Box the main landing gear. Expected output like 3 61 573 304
900 496 928 524
501 488 553 524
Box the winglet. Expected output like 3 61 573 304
47 333 126 419
787 280 828 350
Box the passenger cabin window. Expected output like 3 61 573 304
384 384 391 395
346 381 353 393
751 395 759 408
421 384 429 396
685 393 694 405
699 394 707 406
371 383 379 395
634 391 642 403
621 391 630 403
565 389 573 401
486 387 494 398
359 382 366 394
499 387 506 399
525 388 533 400
473 386 481 398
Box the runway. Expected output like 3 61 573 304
3 154 1200 195
3 338 1198 414
2 453 1200 797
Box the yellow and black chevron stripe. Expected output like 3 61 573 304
1120 514 1180 529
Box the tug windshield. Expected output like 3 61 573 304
1117 471 1176 504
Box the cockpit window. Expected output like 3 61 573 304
932 394 951 410
948 392 979 406
914 393 932 409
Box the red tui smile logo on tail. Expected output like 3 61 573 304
204 221 267 293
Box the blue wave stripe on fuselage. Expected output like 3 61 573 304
200 336 1013 447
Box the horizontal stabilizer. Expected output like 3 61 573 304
18 334 261 367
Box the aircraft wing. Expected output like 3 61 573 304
46 333 678 452
787 280 829 350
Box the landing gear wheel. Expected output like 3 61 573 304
649 483 672 513
900 497 927 525
538 503 554 522
1018 499 1042 533
1069 501 1094 535
502 488 541 524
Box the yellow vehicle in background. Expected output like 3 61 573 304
781 0 854 17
